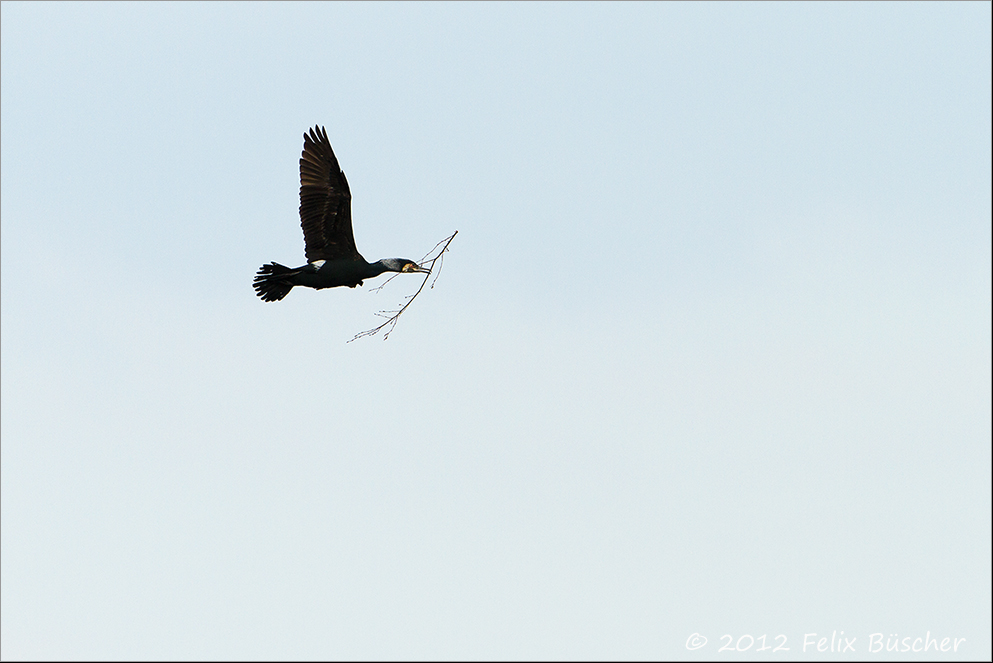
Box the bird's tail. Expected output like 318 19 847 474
253 262 298 302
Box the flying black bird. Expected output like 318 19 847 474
253 126 428 302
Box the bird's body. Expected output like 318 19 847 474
254 126 427 302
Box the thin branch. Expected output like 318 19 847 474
348 230 458 342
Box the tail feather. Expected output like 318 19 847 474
254 262 298 302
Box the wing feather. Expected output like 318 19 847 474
298 126 360 262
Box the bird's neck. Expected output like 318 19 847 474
364 260 392 278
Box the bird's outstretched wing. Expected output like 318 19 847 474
299 126 359 262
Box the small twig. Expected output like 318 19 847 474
348 230 458 342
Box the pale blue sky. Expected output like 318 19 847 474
2 2 990 660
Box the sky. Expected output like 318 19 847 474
1 2 990 660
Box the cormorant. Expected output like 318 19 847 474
253 126 429 302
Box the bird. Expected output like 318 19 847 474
253 125 429 302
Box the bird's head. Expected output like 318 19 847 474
380 258 430 274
